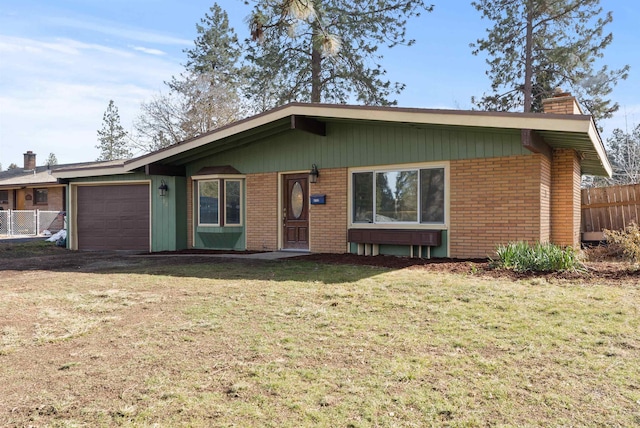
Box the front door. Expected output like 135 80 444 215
16 189 25 210
282 173 309 250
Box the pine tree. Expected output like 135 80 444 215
134 4 245 151
245 0 433 108
471 0 628 123
184 3 243 81
96 100 132 161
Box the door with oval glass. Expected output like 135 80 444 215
282 173 309 250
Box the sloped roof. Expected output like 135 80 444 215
0 160 124 188
53 103 612 178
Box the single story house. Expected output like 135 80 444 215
53 91 611 258
0 151 66 211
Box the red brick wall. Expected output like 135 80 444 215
450 154 549 259
309 167 348 253
246 172 279 251
551 149 581 247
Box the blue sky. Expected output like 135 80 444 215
0 0 638 167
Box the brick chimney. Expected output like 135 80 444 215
541 88 583 115
23 151 36 170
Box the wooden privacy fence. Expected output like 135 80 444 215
581 183 640 241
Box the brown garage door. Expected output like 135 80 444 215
77 184 150 251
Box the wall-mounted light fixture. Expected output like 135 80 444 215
309 164 319 184
158 179 169 197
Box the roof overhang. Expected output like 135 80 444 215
52 103 612 179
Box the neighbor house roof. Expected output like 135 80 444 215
53 103 612 178
0 160 123 188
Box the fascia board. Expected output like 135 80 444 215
52 166 130 179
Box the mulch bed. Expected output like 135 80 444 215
145 249 640 282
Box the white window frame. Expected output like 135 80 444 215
192 174 246 228
348 161 449 230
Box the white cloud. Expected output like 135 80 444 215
0 33 182 166
131 45 167 56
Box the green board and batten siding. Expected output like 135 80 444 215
183 122 528 175
67 173 187 252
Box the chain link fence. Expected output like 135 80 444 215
0 210 8 235
0 210 65 236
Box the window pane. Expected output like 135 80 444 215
353 172 373 223
420 168 445 223
0 190 8 204
35 189 48 204
199 181 219 225
225 180 241 225
376 171 417 222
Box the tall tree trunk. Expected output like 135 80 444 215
523 2 534 113
310 24 322 103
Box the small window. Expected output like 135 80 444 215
0 190 8 204
34 188 48 204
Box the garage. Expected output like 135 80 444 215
76 184 150 251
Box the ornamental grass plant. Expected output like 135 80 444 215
493 241 585 273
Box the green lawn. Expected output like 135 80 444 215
0 247 638 426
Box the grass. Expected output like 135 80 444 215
0 243 639 426
0 239 62 258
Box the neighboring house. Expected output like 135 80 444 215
0 151 65 212
53 92 611 258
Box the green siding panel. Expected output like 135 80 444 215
195 226 245 250
185 123 529 176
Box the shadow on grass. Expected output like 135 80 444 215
0 240 395 284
